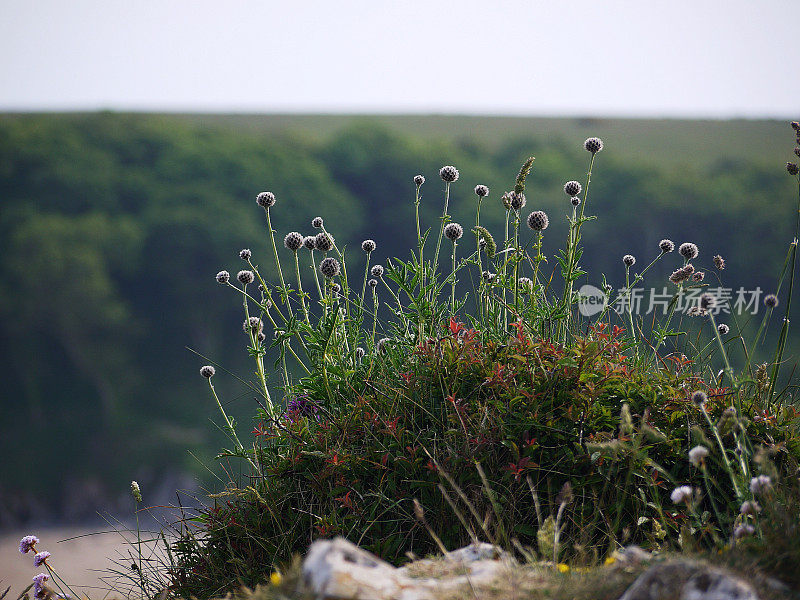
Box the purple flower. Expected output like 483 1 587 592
33 573 49 598
286 395 319 419
19 535 39 554
34 551 51 567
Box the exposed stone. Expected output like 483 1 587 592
619 560 758 600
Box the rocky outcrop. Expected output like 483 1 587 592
619 560 759 600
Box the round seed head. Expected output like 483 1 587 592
670 485 694 504
501 192 512 210
527 210 549 231
320 257 341 278
740 500 761 515
216 270 230 284
331 283 341 297
371 264 384 277
693 272 705 282
239 248 252 261
764 293 779 308
361 239 376 253
734 524 755 540
584 137 604 154
355 347 365 360
200 365 216 378
237 270 255 285
623 254 636 267
659 239 675 253
787 162 799 176
564 181 582 196
509 191 526 211
679 242 699 260
444 222 464 241
368 278 378 288
376 337 391 353
474 184 489 197
439 165 459 183
414 174 425 186
688 445 708 467
284 232 303 252
684 263 695 275
303 235 316 250
670 267 689 284
691 390 707 406
700 293 715 310
257 332 266 343
718 323 730 335
570 196 581 207
314 232 334 252
256 191 276 208
311 216 324 229
244 316 263 333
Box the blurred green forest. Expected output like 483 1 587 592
0 112 797 523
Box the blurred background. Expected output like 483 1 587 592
0 0 798 566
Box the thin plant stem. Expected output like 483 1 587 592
264 208 291 317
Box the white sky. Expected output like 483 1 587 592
1 0 797 117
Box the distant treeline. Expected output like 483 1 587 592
0 113 795 517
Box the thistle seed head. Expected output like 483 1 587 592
688 445 708 467
764 293 779 308
320 257 341 278
244 316 263 333
564 181 582 196
361 239 376 253
444 222 464 241
237 270 255 285
527 211 549 231
414 174 425 186
670 267 690 284
788 162 799 176
216 270 230 284
691 390 707 406
623 254 636 267
509 191 526 211
584 137 604 154
718 323 730 335
371 264 384 277
679 242 699 260
284 232 304 252
314 232 334 252
501 192 512 210
368 278 378 288
311 216 324 229
439 165 459 182
355 347 365 360
239 248 252 261
303 235 316 250
659 239 675 253
200 365 216 378
474 184 489 197
670 485 694 504
693 272 705 282
570 196 581 207
256 191 276 208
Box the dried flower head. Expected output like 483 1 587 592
688 445 708 467
518 277 533 289
509 191 526 211
750 474 773 495
314 232 334 252
444 222 464 241
740 500 761 515
439 165 459 182
361 239 376 253
658 239 675 254
237 270 255 285
669 266 692 284
320 257 341 278
693 272 705 282
527 211 549 231
368 278 378 288
376 337 391 353
679 242 699 260
371 264 384 278
414 175 425 186
787 162 799 176
564 181 582 196
670 485 694 504
311 216 324 229
303 235 316 250
718 323 730 335
764 294 779 308
474 184 489 197
256 191 276 208
244 316 263 333
584 137 604 153
623 254 636 267
33 551 51 568
501 192 512 210
239 249 252 261
687 306 708 317
19 536 39 554
570 196 581 207
200 365 216 379
691 390 707 406
700 293 715 310
216 270 230 284
355 347 365 360
711 254 724 270
284 232 304 252
130 481 142 502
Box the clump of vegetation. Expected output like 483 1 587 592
166 125 800 599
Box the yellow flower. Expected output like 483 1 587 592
604 556 617 566
557 563 570 573
270 572 283 586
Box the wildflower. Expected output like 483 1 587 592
361 239 376 253
740 500 761 515
509 191 526 210
718 323 730 335
717 407 738 435
787 162 799 176
131 481 142 502
311 216 324 229
693 272 705 282
604 556 617 566
444 222 464 241
688 445 708 467
501 192 512 210
793 121 800 131
244 316 263 332
19 536 39 554
257 332 266 343
216 270 230 284
670 485 694 504
795 147 800 158
691 390 707 406
256 191 276 208
518 277 533 289
314 232 334 252
479 238 487 249
320 257 341 278
270 572 283 586
474 184 489 197
527 211 549 231
714 254 726 270
414 175 425 186
749 475 773 495
355 347 365 360
584 137 604 153
623 254 635 267
734 524 755 540
33 551 50 568
570 196 581 207
284 232 304 252
200 365 216 379
331 283 341 296
32 573 49 598
700 293 715 310
564 181 582 196
371 265 384 277
679 242 699 260
368 278 378 288
237 270 255 285
557 563 570 573
687 306 707 317
764 294 779 308
439 165 459 182
239 249 252 261
286 395 318 417
659 239 675 253
483 271 496 283
376 337 390 353
669 265 693 284
303 235 316 250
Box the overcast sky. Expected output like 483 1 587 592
1 0 797 117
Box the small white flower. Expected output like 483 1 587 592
131 481 142 502
688 445 709 467
670 485 694 504
749 475 773 495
